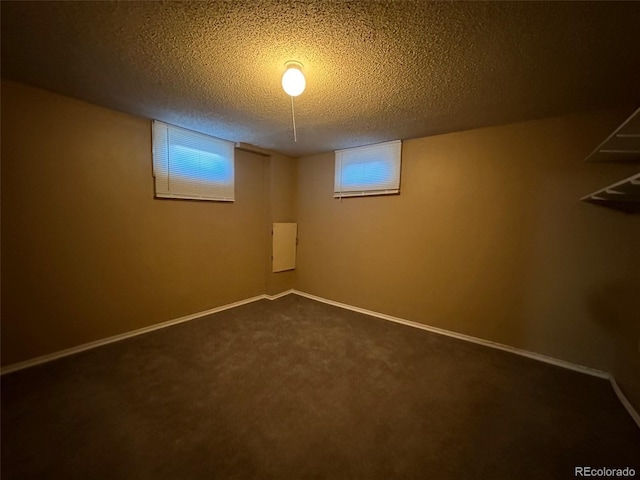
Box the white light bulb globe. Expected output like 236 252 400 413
282 66 306 97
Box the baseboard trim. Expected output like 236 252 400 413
1 294 270 375
265 289 294 300
290 290 640 427
290 290 609 379
3 288 638 429
610 377 640 429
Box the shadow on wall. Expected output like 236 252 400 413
587 279 640 339
587 278 640 410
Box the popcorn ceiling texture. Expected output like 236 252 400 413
2 1 639 157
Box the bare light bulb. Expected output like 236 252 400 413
282 62 305 97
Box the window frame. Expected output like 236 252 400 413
152 120 235 202
333 139 402 198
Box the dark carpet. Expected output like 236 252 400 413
2 295 639 479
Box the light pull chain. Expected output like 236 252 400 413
290 95 297 142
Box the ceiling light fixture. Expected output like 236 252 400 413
282 61 305 142
282 61 305 97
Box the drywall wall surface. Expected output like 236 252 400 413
265 153 297 296
295 110 639 371
1 80 268 365
610 218 640 412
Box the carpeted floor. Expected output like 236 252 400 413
2 295 639 479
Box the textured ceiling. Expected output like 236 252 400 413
2 1 640 157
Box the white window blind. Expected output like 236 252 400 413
334 140 402 198
152 121 235 202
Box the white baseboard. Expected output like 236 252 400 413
290 290 609 378
265 289 294 300
1 294 272 375
290 289 640 428
3 287 639 430
610 377 640 429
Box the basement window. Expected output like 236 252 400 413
152 121 235 201
334 140 402 198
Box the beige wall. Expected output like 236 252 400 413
265 153 297 295
609 218 640 410
3 80 638 414
295 110 639 374
1 80 270 365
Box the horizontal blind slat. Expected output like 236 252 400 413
334 140 401 196
152 121 235 202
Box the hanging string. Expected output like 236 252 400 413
290 95 297 142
